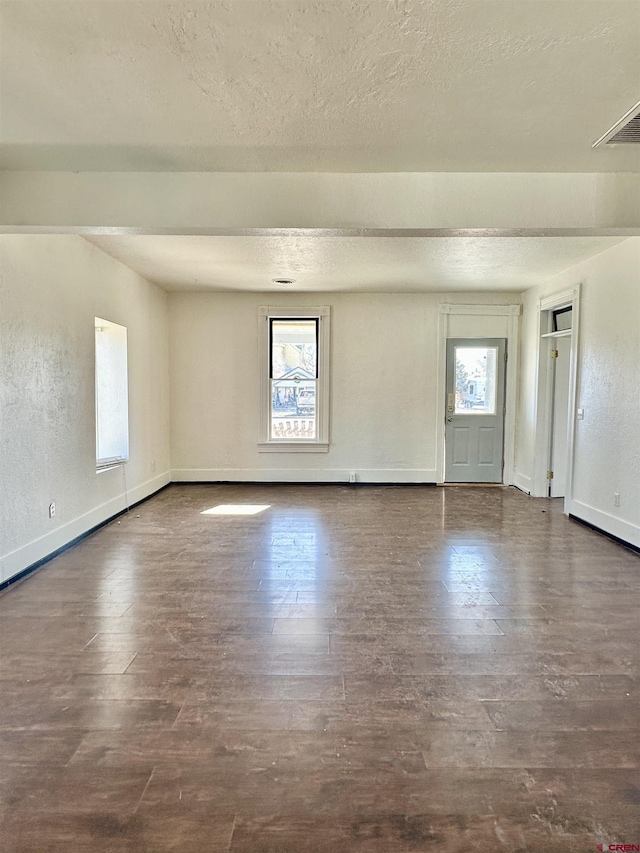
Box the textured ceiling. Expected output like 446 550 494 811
85 234 628 292
5 1 637 292
2 0 639 172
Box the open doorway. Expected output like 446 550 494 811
549 334 571 497
532 286 580 508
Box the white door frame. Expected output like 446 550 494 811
531 284 581 511
436 303 521 485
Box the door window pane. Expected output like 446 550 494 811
455 346 498 415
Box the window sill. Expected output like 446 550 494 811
96 459 127 472
258 442 329 453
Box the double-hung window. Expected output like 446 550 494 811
259 306 330 452
95 317 129 468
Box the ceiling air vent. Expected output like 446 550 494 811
593 100 640 147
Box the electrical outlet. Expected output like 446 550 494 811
48 502 56 518
349 472 356 484
614 492 620 507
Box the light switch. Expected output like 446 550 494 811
577 408 584 420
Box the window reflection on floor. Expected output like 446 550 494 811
201 504 271 515
259 509 329 639
97 543 138 623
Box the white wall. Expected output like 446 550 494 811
0 235 171 583
169 291 520 483
515 237 640 548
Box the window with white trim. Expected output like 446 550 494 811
95 317 129 468
258 306 330 452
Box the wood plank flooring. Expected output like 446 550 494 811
1 484 638 852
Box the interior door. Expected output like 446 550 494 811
549 336 571 497
444 338 506 483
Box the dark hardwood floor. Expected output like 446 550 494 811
1 484 638 852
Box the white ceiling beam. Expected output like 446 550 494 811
1 171 639 233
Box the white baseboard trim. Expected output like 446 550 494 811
567 498 640 550
171 468 439 485
0 471 171 585
513 472 532 495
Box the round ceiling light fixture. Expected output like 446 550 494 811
272 278 296 286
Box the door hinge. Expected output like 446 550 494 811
504 351 508 362
551 349 558 359
547 470 554 479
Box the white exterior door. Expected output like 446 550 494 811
444 338 506 483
